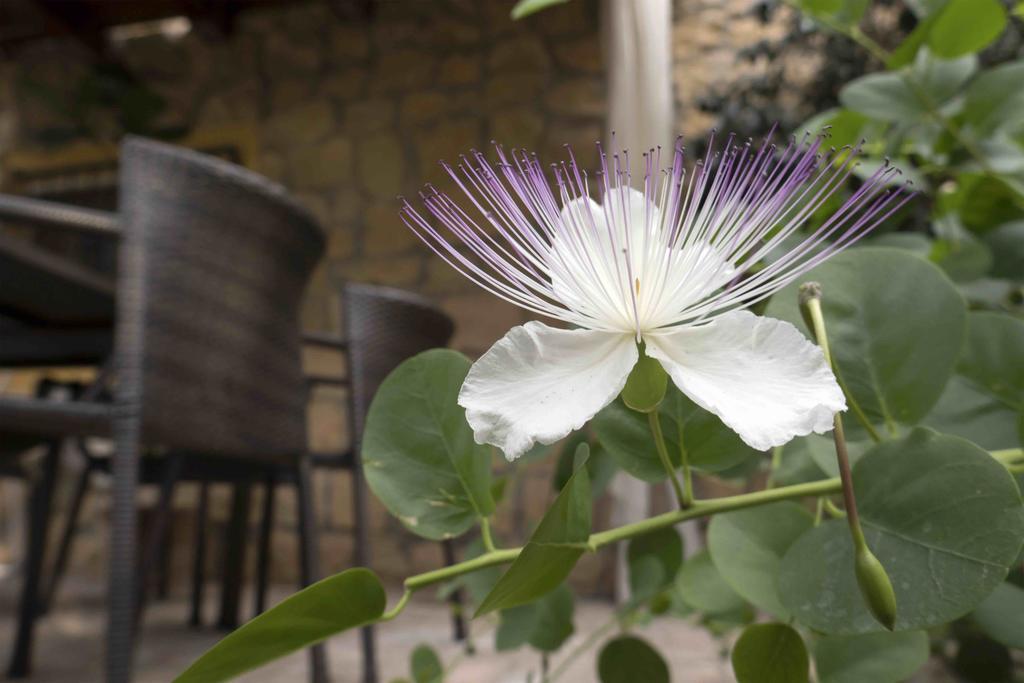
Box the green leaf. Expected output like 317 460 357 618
527 583 575 651
926 312 1024 449
773 436 832 486
866 232 933 255
174 568 386 683
411 644 443 683
494 603 535 651
803 434 870 478
476 445 591 616
887 12 939 68
962 60 1024 136
796 0 870 27
930 234 994 283
779 429 1024 634
839 53 975 122
510 0 570 20
675 549 747 615
597 636 669 683
972 582 1024 650
928 0 1007 58
708 502 814 619
814 631 930 683
553 435 616 497
494 583 575 652
628 527 684 602
594 385 760 481
363 349 494 540
957 312 1024 411
731 623 809 683
796 108 872 150
984 220 1024 278
940 173 1024 234
767 247 967 431
925 375 1022 450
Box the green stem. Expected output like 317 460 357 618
992 448 1024 464
823 498 847 518
649 411 690 508
380 588 412 621
405 548 520 591
378 448 1021 623
480 517 497 553
841 380 883 443
395 477 843 598
589 476 841 548
801 287 868 547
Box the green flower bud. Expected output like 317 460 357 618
621 348 668 413
798 282 823 342
648 591 671 615
854 544 898 631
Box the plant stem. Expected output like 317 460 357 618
480 517 497 553
392 476 843 604
801 286 867 546
841 382 883 443
992 448 1024 464
649 411 690 508
405 548 520 591
823 498 847 518
380 588 412 621
589 476 841 547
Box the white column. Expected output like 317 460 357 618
601 0 676 602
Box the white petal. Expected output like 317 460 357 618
644 311 845 451
459 321 638 460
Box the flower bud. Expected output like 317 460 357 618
854 544 897 631
798 281 823 340
621 351 668 413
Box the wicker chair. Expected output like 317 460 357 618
0 137 328 683
248 282 463 683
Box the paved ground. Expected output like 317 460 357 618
0 578 735 683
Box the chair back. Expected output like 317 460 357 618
343 283 455 447
117 137 325 462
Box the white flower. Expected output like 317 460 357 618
402 133 912 460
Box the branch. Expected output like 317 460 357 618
379 448 1021 622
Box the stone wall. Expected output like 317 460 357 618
0 0 613 591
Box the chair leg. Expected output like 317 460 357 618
254 472 276 616
218 478 252 630
441 540 467 642
6 441 60 679
189 481 210 628
351 457 377 683
107 406 142 683
155 520 173 600
135 454 182 623
296 459 329 683
41 460 92 614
